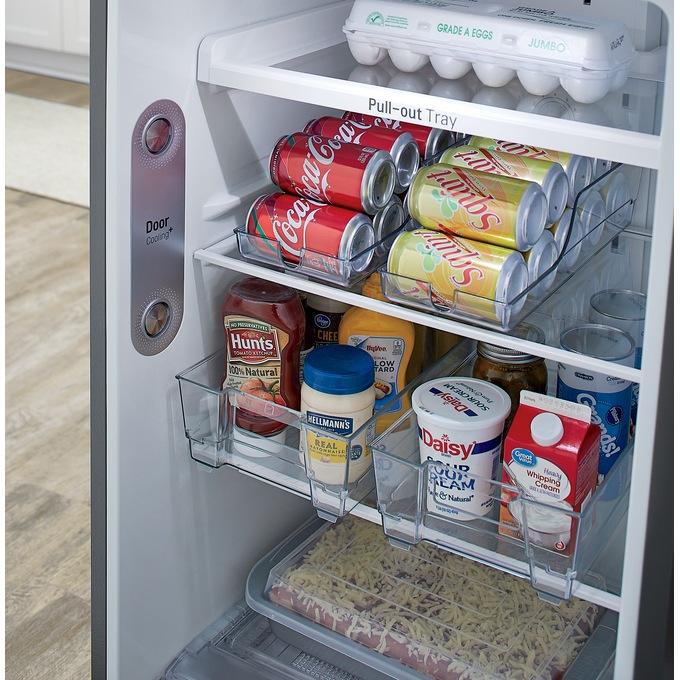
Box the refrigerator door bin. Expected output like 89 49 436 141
369 407 633 603
246 515 608 680
176 336 477 520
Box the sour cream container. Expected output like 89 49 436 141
411 377 511 520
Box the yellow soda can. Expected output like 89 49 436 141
386 228 529 323
468 136 593 207
406 163 546 252
440 144 569 225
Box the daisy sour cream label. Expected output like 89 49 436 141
411 378 511 520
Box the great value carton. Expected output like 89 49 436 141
499 391 599 554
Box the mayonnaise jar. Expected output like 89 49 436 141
300 344 376 486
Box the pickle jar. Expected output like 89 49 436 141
473 333 547 424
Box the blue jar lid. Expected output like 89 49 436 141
303 345 375 395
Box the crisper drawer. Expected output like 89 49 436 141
175 336 475 520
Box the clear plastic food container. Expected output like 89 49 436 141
259 515 603 680
343 0 635 103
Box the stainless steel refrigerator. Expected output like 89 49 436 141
90 0 674 678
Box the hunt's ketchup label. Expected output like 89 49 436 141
222 277 305 436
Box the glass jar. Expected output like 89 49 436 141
473 342 548 424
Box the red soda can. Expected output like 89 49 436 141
246 192 375 274
303 116 420 193
269 132 396 215
343 111 455 160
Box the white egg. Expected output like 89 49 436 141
348 64 391 87
388 48 429 73
560 76 610 104
472 62 516 88
429 55 472 80
388 71 431 94
429 79 473 102
472 86 519 109
517 70 560 96
347 39 387 66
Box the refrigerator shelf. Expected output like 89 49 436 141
197 3 665 169
369 407 632 605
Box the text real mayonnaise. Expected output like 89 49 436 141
300 344 376 486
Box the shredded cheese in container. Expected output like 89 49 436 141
267 516 601 679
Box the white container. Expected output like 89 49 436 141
343 0 635 104
300 344 376 486
411 377 511 520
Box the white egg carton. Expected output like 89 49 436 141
343 0 636 104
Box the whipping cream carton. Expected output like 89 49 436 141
499 391 599 554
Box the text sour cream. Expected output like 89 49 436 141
412 377 511 520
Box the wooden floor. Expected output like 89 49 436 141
5 69 92 679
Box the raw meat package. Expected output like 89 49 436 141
343 0 635 103
265 516 601 679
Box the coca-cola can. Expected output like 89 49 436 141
246 192 375 274
304 116 420 193
372 195 405 257
343 111 456 161
269 132 396 215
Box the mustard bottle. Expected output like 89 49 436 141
339 273 415 433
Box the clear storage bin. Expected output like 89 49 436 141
176 336 473 520
369 408 633 602
379 163 637 330
255 515 605 679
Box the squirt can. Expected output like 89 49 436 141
440 144 569 225
386 228 529 322
245 192 375 275
269 132 396 215
468 136 593 207
406 163 547 252
304 116 420 193
343 111 456 160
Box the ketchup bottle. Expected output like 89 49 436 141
222 277 305 436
